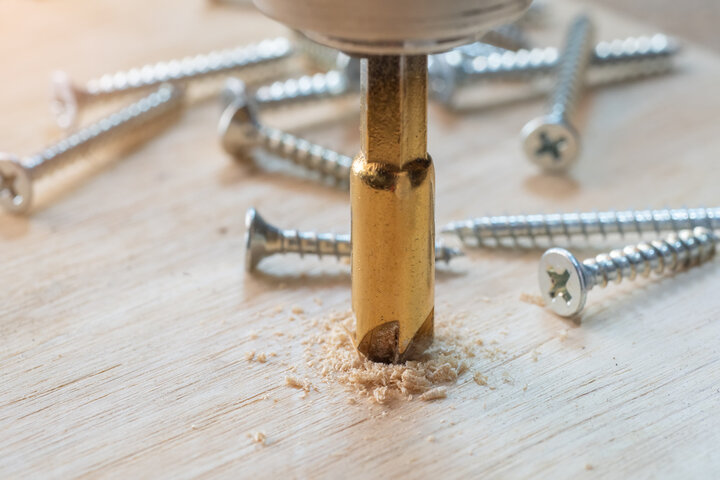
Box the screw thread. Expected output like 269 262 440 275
275 229 352 260
443 208 720 247
253 70 352 107
24 85 184 179
548 14 595 121
272 228 460 264
463 34 675 82
581 227 717 290
83 37 292 101
431 35 677 105
257 125 352 183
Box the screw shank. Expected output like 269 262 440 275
352 55 435 363
548 15 595 121
26 85 184 179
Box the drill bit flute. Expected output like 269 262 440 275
252 0 529 362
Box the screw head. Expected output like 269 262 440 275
218 78 261 160
50 71 80 130
521 115 580 172
0 154 32 214
245 207 283 273
538 247 587 317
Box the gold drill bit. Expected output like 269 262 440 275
252 0 530 363
352 55 434 362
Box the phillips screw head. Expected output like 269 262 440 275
521 115 581 172
538 247 588 317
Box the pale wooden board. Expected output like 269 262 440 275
2 0 720 478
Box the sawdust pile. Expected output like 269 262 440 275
302 311 491 404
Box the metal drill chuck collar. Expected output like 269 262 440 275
253 0 532 55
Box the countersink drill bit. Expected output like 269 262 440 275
252 0 529 363
352 54 435 363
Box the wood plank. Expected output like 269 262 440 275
1 0 719 477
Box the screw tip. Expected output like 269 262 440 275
436 244 464 264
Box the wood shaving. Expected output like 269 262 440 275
531 349 540 362
519 292 546 307
249 431 266 445
285 375 312 392
473 372 488 386
558 329 569 341
420 387 447 401
291 306 305 314
426 435 435 443
245 350 267 363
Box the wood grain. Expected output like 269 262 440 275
1 1 719 478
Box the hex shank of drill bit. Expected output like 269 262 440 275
352 55 435 363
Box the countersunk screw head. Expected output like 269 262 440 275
218 78 261 159
521 115 580 172
0 154 32 214
50 71 82 131
538 247 588 317
244 207 280 272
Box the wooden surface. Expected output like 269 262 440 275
2 1 720 478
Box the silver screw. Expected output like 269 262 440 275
249 52 359 108
538 227 717 317
245 208 464 272
51 37 293 129
0 85 184 214
521 14 596 172
218 79 352 184
442 207 720 248
429 34 678 106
